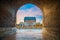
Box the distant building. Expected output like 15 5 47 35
24 17 36 22
24 17 36 27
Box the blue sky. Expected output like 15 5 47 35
19 4 40 11
16 4 43 24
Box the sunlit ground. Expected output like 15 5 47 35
16 28 43 40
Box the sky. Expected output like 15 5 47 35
16 4 43 24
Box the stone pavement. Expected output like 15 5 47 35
2 29 43 40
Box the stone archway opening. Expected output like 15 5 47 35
15 3 43 40
16 3 43 29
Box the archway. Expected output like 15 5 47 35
16 3 43 29
15 3 43 40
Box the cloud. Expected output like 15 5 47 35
16 7 43 24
